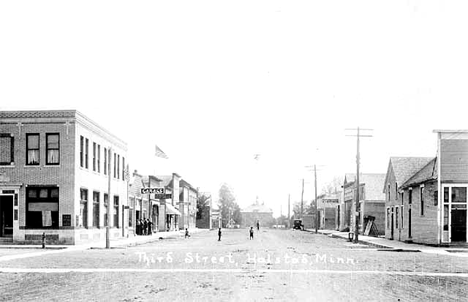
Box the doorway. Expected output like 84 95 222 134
408 207 412 239
0 195 13 237
451 208 467 242
390 207 394 240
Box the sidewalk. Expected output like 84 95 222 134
306 229 468 257
0 228 207 250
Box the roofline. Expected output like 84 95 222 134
433 129 468 133
0 109 128 150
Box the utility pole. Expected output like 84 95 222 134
300 179 304 218
314 164 318 234
287 194 290 228
305 165 322 233
345 127 373 243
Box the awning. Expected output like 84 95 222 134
166 203 181 215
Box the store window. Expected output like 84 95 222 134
26 187 59 228
444 187 449 203
80 189 88 228
0 134 14 165
443 205 449 231
452 187 467 203
93 191 99 227
104 194 108 227
114 196 119 228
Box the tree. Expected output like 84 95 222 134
321 176 344 195
218 183 242 227
196 193 211 220
292 201 302 218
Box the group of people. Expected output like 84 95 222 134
136 218 153 236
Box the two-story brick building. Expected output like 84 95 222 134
0 110 128 244
384 130 468 245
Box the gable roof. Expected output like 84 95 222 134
401 157 438 188
384 157 434 191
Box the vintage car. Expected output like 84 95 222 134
293 219 304 230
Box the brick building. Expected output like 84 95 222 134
240 201 274 228
0 110 128 244
384 130 468 245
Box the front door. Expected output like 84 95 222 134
390 208 394 240
451 208 467 242
0 195 13 237
408 207 412 239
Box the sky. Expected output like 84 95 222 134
1 1 468 217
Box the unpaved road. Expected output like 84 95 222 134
1 229 467 301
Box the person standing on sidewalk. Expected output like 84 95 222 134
136 219 141 235
256 220 260 231
143 219 148 236
147 219 153 236
185 228 190 238
218 228 222 241
249 227 254 240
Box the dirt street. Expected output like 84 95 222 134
1 229 467 301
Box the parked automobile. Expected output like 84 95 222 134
293 219 304 230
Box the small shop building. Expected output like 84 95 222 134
384 130 468 245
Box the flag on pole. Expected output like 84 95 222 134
155 144 169 159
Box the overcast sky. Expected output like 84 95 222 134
1 1 467 217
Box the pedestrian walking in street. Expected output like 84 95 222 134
249 227 254 240
143 219 148 236
147 219 153 236
218 228 222 241
185 228 190 238
256 221 260 231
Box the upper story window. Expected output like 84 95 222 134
113 153 116 178
395 183 398 199
104 147 107 175
387 184 391 201
97 145 101 173
46 133 60 165
85 138 89 169
117 154 120 179
0 134 14 165
122 157 125 180
408 188 412 204
80 136 84 167
93 142 96 171
26 134 40 165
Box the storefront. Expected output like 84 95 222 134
440 185 467 243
